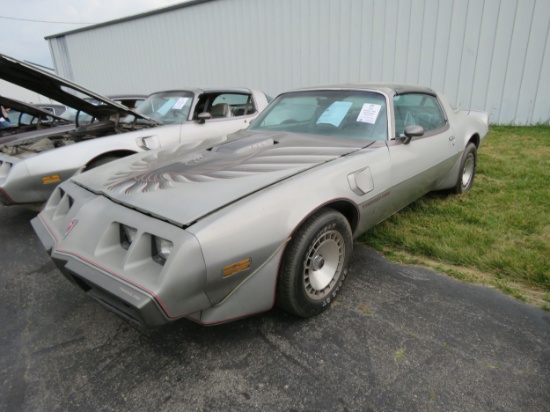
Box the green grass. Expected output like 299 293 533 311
394 348 405 361
359 126 550 308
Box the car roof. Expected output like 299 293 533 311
291 83 437 97
147 88 258 96
33 103 67 108
107 94 147 101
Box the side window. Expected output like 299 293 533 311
8 110 21 123
393 93 447 137
210 93 256 117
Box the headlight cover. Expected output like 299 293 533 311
152 236 173 265
120 224 138 250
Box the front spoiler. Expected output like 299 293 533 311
31 215 176 328
0 187 14 205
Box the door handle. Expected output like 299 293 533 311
449 136 456 142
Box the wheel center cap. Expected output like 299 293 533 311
312 255 325 271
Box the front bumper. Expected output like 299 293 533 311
0 158 15 205
0 187 13 205
31 182 211 327
33 214 187 327
0 153 79 206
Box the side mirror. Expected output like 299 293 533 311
402 125 424 144
197 112 212 124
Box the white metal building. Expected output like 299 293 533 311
47 0 550 125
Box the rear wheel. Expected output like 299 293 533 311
454 143 477 194
276 208 353 317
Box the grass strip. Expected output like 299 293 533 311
360 126 550 310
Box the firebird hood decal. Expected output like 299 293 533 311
74 131 373 226
106 137 356 193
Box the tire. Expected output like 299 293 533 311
454 143 477 194
276 208 353 317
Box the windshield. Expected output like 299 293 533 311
60 106 93 123
19 113 55 125
250 90 388 140
133 91 194 124
59 97 102 123
60 97 145 124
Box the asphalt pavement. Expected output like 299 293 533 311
1 204 549 411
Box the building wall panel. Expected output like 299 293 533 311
48 0 550 124
500 0 536 124
430 1 452 92
418 0 438 87
532 17 550 124
393 0 413 84
516 0 550 124
470 0 499 113
456 0 484 111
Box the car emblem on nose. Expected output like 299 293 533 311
64 219 79 238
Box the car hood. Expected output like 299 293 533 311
0 53 154 123
0 123 77 148
73 130 373 226
0 95 67 122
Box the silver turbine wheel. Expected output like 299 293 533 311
304 230 345 300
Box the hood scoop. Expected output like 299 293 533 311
211 135 276 155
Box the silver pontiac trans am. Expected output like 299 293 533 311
0 53 269 207
32 84 489 328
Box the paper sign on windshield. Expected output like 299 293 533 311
157 99 176 115
173 97 189 110
317 101 353 127
357 103 382 124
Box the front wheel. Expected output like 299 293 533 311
276 208 353 317
454 143 477 194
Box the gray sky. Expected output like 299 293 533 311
0 0 187 68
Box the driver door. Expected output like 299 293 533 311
387 93 459 211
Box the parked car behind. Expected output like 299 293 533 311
32 84 489 328
0 53 269 207
0 95 70 136
33 103 67 117
58 95 145 124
